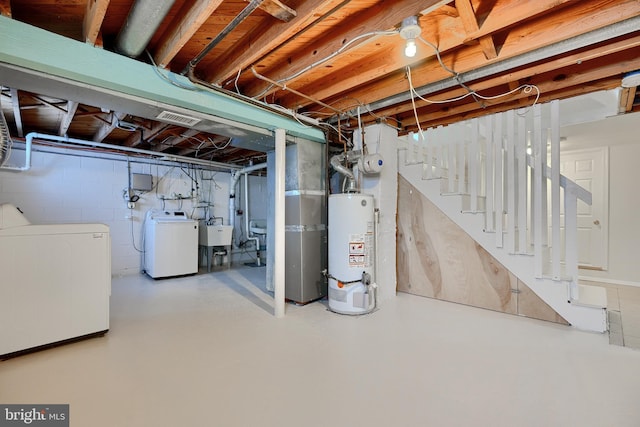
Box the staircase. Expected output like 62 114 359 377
398 100 607 332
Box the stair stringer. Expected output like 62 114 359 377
399 161 607 332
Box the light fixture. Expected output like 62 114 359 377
621 70 640 88
400 16 422 58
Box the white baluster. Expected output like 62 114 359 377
485 115 495 232
469 119 479 212
506 109 516 254
550 100 561 280
495 112 504 248
533 104 543 278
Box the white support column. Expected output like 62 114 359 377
274 128 286 318
533 105 543 278
550 100 561 280
506 109 516 253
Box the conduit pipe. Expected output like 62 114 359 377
116 0 176 57
183 0 265 75
3 132 241 171
228 162 267 246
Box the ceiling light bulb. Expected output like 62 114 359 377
399 16 421 58
405 39 417 57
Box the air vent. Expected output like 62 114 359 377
156 111 201 127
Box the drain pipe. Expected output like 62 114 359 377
228 162 267 246
0 132 34 171
183 0 265 75
244 172 261 265
3 132 241 171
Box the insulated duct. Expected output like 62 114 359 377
116 0 176 57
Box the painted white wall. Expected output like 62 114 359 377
562 111 640 286
354 123 399 301
0 145 267 276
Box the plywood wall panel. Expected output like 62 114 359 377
397 175 568 325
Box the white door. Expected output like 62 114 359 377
560 147 608 270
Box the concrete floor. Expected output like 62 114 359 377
1 266 640 427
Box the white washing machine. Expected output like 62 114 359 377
144 210 198 279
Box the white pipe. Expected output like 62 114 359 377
274 128 286 318
0 131 34 171
244 173 260 264
10 132 240 170
228 162 267 246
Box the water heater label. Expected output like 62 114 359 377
348 233 373 267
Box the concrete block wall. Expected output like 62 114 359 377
0 145 267 276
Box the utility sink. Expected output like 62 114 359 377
198 223 233 246
249 219 267 235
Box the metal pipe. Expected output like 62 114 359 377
274 128 286 317
183 0 265 75
333 14 640 122
116 0 176 57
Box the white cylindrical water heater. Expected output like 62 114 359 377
328 193 376 314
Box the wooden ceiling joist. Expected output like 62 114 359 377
83 0 109 46
93 111 127 142
206 0 352 84
0 0 11 18
9 88 23 138
258 0 297 22
153 0 224 68
243 0 449 98
58 100 79 136
455 0 497 59
125 122 169 148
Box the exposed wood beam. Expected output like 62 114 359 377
463 0 578 42
93 111 127 142
153 0 224 68
157 128 201 152
205 0 355 84
125 122 170 147
25 94 68 113
0 0 11 17
243 0 450 98
619 86 637 113
406 77 620 131
9 89 23 138
316 0 640 114
455 0 497 59
58 101 79 136
258 0 297 22
370 33 640 121
83 0 110 45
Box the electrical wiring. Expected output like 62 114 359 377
252 30 400 99
405 65 541 134
145 50 199 92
